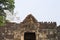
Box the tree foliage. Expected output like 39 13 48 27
0 16 5 26
0 0 15 26
0 0 15 14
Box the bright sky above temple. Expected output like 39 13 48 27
7 0 60 26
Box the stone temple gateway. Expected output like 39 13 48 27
0 14 60 40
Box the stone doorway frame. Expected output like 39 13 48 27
21 31 38 40
24 32 36 40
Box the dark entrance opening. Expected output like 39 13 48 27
24 32 36 40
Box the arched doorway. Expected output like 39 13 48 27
24 32 36 40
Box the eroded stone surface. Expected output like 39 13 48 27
0 14 59 40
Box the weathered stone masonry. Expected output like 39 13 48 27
0 14 60 40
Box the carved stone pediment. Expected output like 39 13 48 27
23 14 38 24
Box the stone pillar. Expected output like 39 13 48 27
21 36 24 40
21 32 24 40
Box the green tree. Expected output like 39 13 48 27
0 16 4 26
0 0 15 14
0 0 15 26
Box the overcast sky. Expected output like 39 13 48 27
14 0 60 25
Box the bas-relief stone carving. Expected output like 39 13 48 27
0 14 60 40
